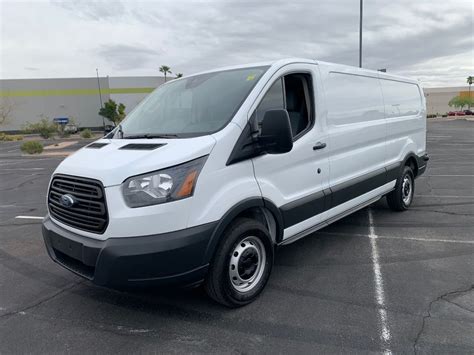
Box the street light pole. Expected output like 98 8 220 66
359 0 363 68
96 68 105 132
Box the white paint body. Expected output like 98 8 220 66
49 58 426 242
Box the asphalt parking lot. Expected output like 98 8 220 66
1 119 473 353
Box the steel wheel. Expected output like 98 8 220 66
228 236 266 293
402 174 413 205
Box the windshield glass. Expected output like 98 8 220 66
116 66 269 138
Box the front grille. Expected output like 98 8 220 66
48 174 108 234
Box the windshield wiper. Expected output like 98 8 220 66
123 133 179 139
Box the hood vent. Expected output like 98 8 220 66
119 143 166 150
86 142 109 149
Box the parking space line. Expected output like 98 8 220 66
320 231 474 245
1 168 45 171
419 174 474 177
415 195 474 198
15 216 44 220
368 209 392 354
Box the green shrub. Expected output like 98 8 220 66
80 129 92 139
23 118 58 139
0 133 23 141
21 141 43 154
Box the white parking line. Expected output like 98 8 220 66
320 231 474 245
15 216 44 220
1 168 45 171
368 209 392 354
415 195 474 198
419 174 474 177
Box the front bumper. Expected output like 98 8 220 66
42 216 218 288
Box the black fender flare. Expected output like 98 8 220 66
202 197 283 264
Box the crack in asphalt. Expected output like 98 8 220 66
413 284 474 354
0 281 84 321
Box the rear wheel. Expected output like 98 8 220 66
205 218 274 308
387 165 415 211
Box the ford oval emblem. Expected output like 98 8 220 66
60 194 75 208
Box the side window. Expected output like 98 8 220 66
254 78 284 123
252 73 313 138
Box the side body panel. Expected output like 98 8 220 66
318 64 390 222
378 75 426 165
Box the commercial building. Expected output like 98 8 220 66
0 76 472 132
424 86 472 115
0 76 166 132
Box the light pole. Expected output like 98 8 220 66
96 68 105 132
359 0 363 68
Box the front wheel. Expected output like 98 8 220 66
386 165 415 211
204 218 274 308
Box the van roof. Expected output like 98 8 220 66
187 57 419 85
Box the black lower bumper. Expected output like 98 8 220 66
42 216 218 288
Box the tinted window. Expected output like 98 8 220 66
380 79 421 118
326 72 384 126
119 66 268 137
254 78 284 123
252 74 312 138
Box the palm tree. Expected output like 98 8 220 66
175 73 183 78
159 65 172 82
467 76 473 109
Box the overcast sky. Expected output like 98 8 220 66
1 0 473 87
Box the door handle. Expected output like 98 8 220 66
313 142 326 150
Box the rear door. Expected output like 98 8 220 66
251 64 330 241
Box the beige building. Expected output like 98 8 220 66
424 86 472 115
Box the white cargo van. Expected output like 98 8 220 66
43 58 428 307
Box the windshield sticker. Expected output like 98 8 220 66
246 74 256 81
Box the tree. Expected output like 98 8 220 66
0 97 15 126
159 65 172 82
448 95 474 110
98 99 126 125
467 76 473 109
175 73 183 78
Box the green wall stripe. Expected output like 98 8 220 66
0 87 155 97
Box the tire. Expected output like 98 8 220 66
386 165 415 211
204 217 274 308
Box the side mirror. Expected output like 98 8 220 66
259 109 293 154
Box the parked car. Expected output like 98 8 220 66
63 123 78 134
455 111 466 116
42 58 428 307
447 111 456 116
463 109 473 115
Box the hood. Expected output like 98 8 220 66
55 136 216 186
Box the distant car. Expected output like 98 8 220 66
463 109 473 115
455 111 466 116
64 123 78 134
447 111 456 116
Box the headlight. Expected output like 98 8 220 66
122 156 207 208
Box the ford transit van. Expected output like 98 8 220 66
42 58 428 307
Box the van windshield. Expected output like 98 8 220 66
116 66 269 138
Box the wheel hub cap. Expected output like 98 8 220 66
229 236 266 293
402 175 412 205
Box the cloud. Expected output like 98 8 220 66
96 44 161 70
1 0 472 86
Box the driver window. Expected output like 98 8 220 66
254 78 284 123
252 73 312 138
